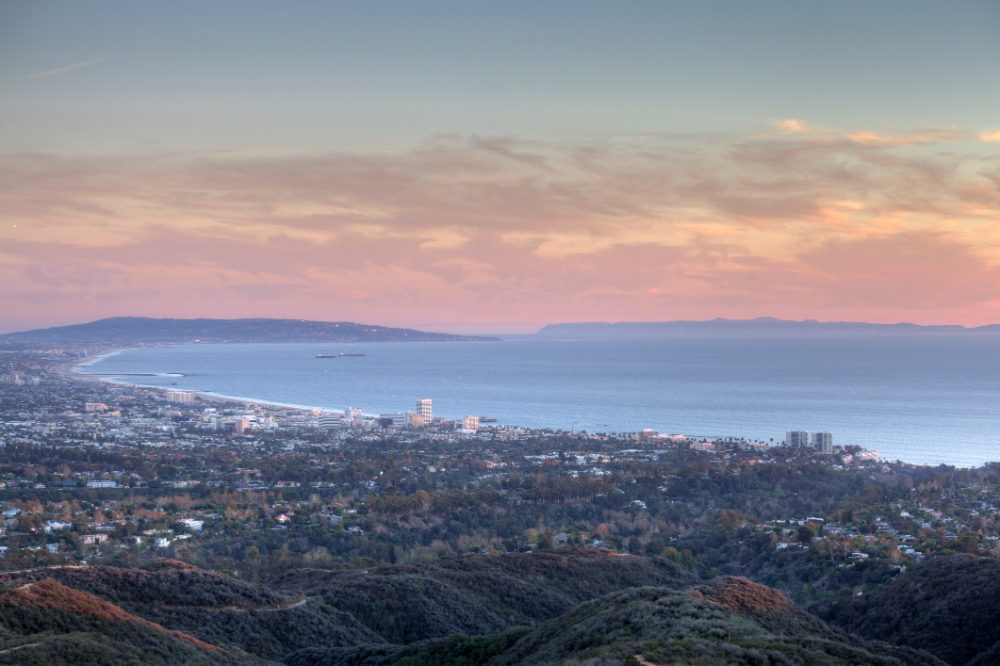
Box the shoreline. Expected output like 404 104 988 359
54 347 331 412
48 343 995 469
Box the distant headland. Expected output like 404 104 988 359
0 317 500 345
536 317 1000 339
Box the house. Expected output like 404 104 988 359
80 534 108 545
276 514 292 523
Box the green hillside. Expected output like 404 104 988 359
487 578 945 666
274 551 697 642
0 556 955 666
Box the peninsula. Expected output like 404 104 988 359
0 317 500 346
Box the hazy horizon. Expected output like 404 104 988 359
3 313 999 338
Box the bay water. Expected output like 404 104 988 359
78 336 999 468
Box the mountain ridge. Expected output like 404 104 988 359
0 317 499 345
535 316 1000 338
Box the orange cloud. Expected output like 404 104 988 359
770 119 808 134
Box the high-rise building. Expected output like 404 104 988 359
464 416 480 431
811 431 833 454
166 391 196 403
416 398 433 421
786 430 809 449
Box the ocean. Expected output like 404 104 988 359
77 336 999 468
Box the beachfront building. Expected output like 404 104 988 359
786 430 809 449
416 398 433 421
812 431 833 454
167 391 196 403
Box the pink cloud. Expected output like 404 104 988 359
1 128 997 332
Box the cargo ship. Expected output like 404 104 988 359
338 353 365 357
316 355 338 358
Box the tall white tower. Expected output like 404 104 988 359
416 398 433 421
786 430 809 449
811 431 833 454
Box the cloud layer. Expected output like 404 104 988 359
2 125 998 333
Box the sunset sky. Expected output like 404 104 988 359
2 1 998 334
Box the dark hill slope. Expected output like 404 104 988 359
288 578 945 666
0 562 290 608
274 551 697 642
0 579 277 666
0 316 498 344
0 563 380 662
489 578 945 666
319 574 510 645
285 627 533 666
135 603 385 662
819 554 1000 666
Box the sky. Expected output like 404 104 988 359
1 1 998 334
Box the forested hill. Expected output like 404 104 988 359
0 557 949 666
535 317 1000 339
819 555 1000 666
0 317 499 345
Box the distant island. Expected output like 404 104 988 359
536 317 1000 339
0 317 500 345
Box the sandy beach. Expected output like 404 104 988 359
52 347 310 410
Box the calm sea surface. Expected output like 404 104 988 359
77 336 1000 468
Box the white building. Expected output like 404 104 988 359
318 412 343 428
464 416 480 431
786 430 809 449
416 398 433 421
811 431 833 454
166 391 196 403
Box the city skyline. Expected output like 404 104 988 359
2 1 998 334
